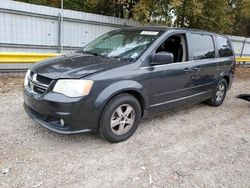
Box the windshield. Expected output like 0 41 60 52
83 30 163 62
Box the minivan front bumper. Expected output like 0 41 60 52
23 90 100 134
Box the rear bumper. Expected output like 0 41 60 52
23 90 100 134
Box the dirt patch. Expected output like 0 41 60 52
0 76 249 187
235 67 250 79
0 76 24 94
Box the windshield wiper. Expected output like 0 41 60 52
81 50 120 60
81 50 105 57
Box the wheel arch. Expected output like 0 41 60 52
223 75 230 87
113 90 145 117
95 80 147 119
99 90 146 118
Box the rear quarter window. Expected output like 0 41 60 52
216 36 233 57
189 33 215 60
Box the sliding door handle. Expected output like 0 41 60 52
194 66 201 71
183 67 191 72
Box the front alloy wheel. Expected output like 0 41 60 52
110 104 135 136
99 94 141 143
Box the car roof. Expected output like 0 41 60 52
121 26 220 36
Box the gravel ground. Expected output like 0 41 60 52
0 76 249 188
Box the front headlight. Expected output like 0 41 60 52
53 79 94 98
24 69 31 87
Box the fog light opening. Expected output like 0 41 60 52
60 119 65 126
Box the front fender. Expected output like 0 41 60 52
94 80 146 111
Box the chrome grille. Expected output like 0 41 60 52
28 72 52 94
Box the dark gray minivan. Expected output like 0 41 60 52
23 27 235 142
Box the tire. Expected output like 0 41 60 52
99 93 141 143
206 79 228 107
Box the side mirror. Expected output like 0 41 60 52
151 52 174 65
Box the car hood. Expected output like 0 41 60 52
31 53 124 79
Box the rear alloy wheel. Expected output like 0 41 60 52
216 83 226 102
206 79 228 107
99 94 141 143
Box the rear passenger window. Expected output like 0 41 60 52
217 36 233 57
190 34 215 60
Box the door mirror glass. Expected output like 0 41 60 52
152 52 174 65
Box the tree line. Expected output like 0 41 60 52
16 0 250 36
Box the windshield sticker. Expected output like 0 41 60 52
140 31 159 35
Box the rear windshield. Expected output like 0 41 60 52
83 30 163 62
